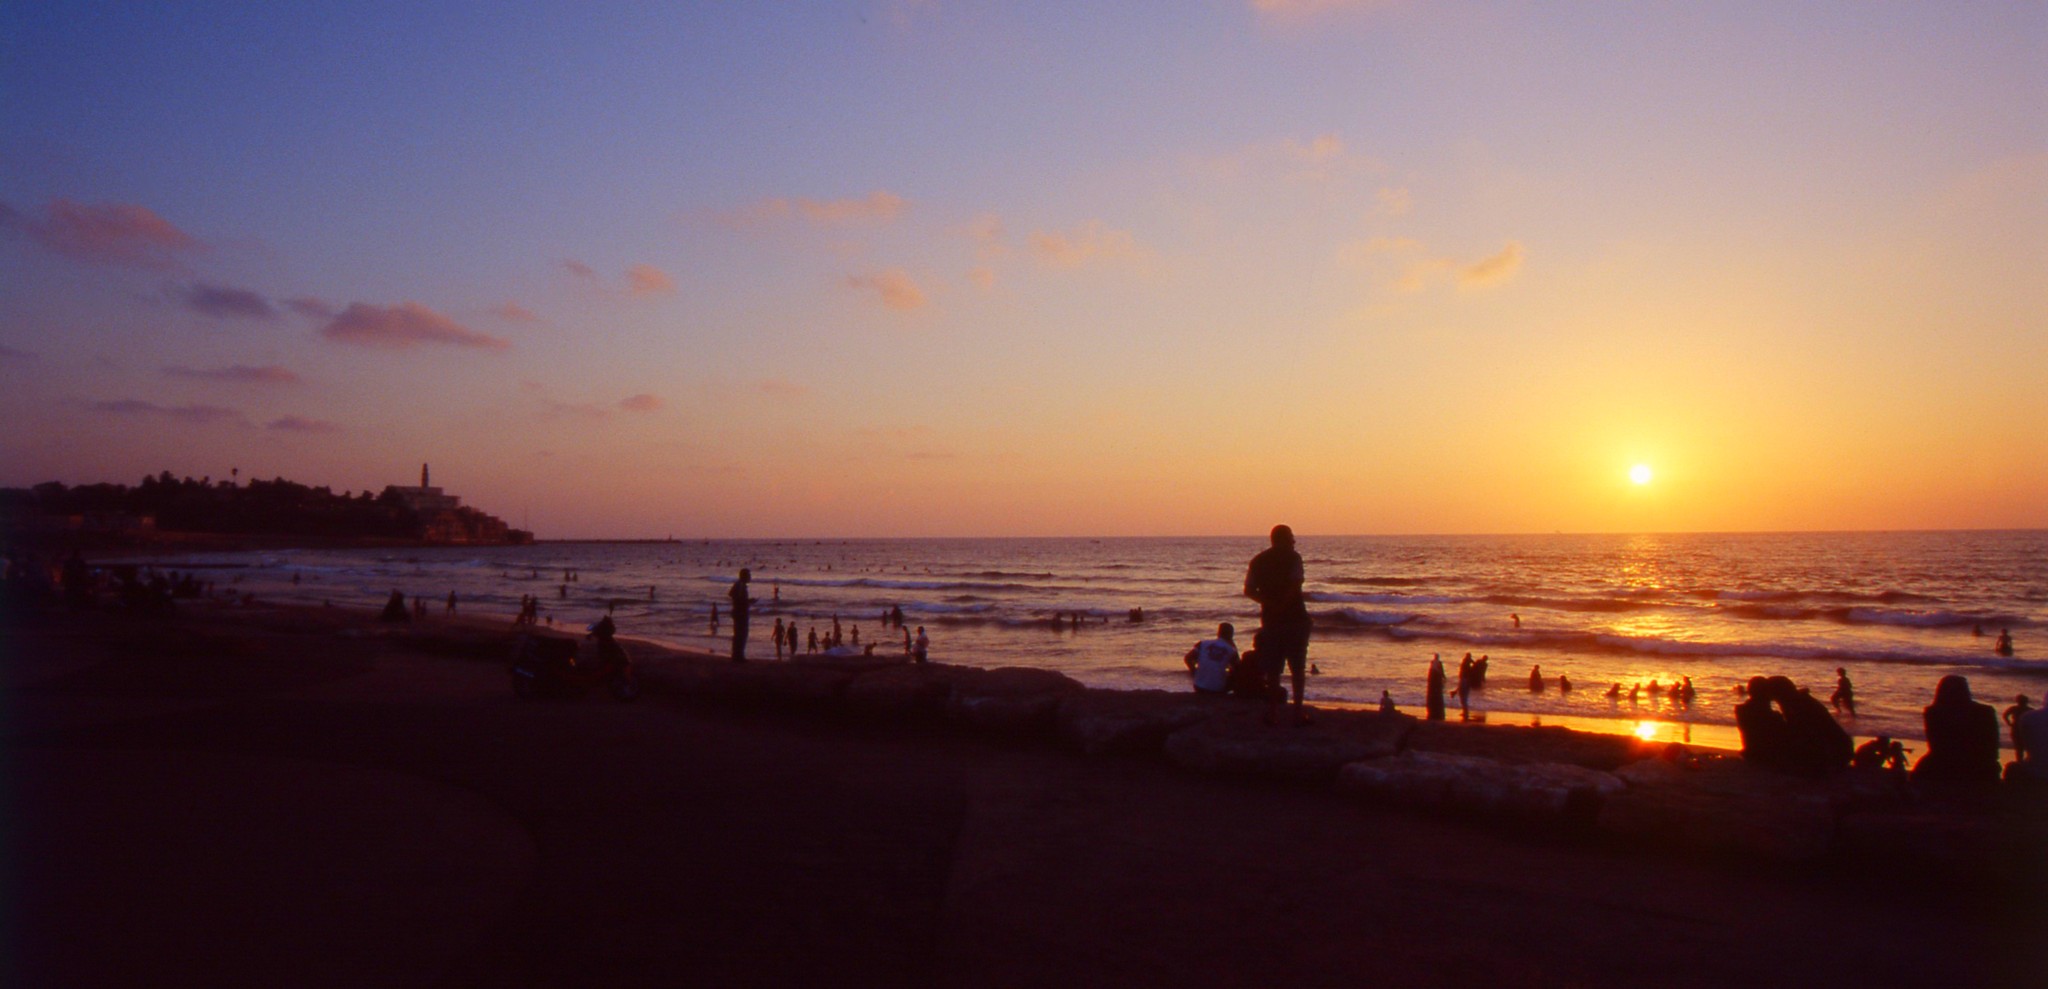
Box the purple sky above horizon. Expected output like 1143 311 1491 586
4 1 2044 537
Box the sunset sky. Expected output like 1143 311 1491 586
4 2 2043 537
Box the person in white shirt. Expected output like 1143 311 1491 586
1183 622 1239 695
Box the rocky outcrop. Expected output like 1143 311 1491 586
942 667 1087 734
842 664 971 721
1164 710 1411 783
1053 689 1227 756
1337 751 1622 825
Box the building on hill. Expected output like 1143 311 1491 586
382 464 531 545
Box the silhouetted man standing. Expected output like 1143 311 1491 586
729 568 752 663
1245 524 1312 726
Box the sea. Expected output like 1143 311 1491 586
156 531 2046 749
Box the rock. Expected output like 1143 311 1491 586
1337 752 1622 824
1163 710 1407 783
943 667 1086 735
1595 778 1834 862
667 659 854 712
841 664 965 721
1053 689 1227 756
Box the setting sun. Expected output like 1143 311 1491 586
1630 465 1654 486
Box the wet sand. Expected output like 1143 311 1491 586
5 599 2042 988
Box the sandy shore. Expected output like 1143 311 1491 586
5 598 2043 988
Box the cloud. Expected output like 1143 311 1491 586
162 364 301 385
320 302 510 351
4 198 205 269
757 378 809 399
266 415 341 433
1458 241 1525 288
1395 258 1457 293
1195 133 1378 183
91 399 247 426
1374 186 1412 217
619 393 663 413
285 296 336 320
845 268 928 311
968 265 996 290
625 263 677 296
491 302 539 322
0 343 37 362
564 259 598 279
520 380 610 421
175 282 277 320
722 190 909 228
1031 220 1147 268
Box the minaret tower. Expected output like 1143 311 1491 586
422 463 430 488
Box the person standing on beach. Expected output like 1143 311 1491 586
1426 654 1447 721
1831 668 1856 715
728 569 752 663
1245 525 1312 726
913 626 929 665
446 590 457 615
2004 694 2034 762
773 618 786 659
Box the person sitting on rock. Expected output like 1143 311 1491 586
1771 675 1854 774
1736 677 1796 771
2012 702 2048 784
1914 674 2001 783
1183 622 1239 695
1379 690 1397 714
380 589 410 623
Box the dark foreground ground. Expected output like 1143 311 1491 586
4 602 2042 988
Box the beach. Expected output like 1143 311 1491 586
7 595 2043 988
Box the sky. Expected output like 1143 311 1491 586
2 1 2043 538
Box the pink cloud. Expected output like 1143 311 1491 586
91 399 247 426
285 296 336 320
845 269 928 311
968 266 996 290
266 415 341 433
175 283 277 320
320 302 510 351
491 302 539 322
757 378 809 399
162 364 301 385
520 380 610 421
1458 241 1525 288
1031 221 1147 268
619 393 663 413
625 264 677 296
6 198 205 269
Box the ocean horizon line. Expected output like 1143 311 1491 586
532 526 2048 543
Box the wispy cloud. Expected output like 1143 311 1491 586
266 415 341 433
619 393 663 413
520 380 610 421
757 378 809 399
721 190 909 229
320 302 511 351
967 265 996 290
91 399 247 426
2 198 205 270
1340 237 1526 293
175 282 277 320
491 302 539 323
285 296 336 320
1374 186 1412 217
1031 220 1148 268
564 259 598 279
845 268 928 311
162 364 301 385
0 344 37 363
625 263 677 296
1458 241 1525 288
